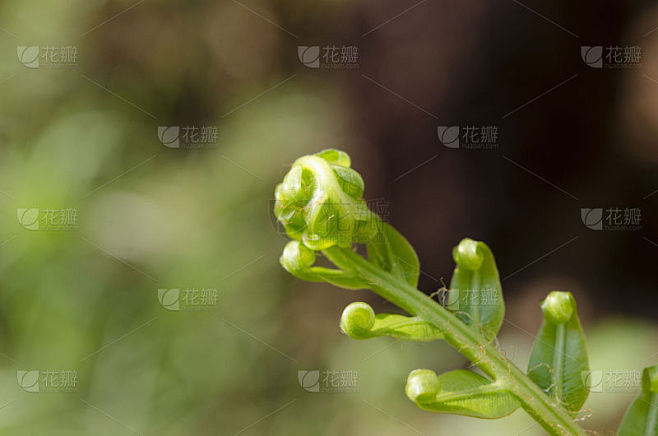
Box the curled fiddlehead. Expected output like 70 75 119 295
340 302 443 341
274 149 378 250
527 291 589 415
274 149 420 289
406 368 520 419
447 238 504 343
280 240 366 289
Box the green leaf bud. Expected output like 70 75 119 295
541 291 575 324
274 149 378 251
406 369 441 403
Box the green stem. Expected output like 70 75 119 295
325 246 587 436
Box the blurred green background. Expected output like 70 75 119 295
0 0 657 435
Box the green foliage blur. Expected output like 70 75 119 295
0 1 656 435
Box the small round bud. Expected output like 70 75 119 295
340 302 376 339
280 241 316 274
406 369 441 403
452 239 484 271
541 291 574 324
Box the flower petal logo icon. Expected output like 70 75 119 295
443 288 460 310
17 370 40 393
158 126 180 149
581 208 603 230
298 46 320 69
17 46 40 69
581 46 603 69
581 370 603 393
158 288 180 311
437 126 460 149
298 370 320 392
17 208 40 231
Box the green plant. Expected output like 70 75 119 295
273 149 658 436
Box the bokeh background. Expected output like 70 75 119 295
0 0 656 434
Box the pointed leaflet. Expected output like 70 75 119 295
447 239 504 342
527 291 589 415
406 369 520 419
618 365 658 436
340 302 442 341
366 222 420 287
